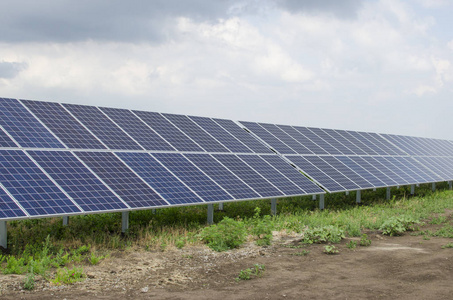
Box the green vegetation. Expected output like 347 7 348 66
379 215 420 236
236 264 265 281
200 217 247 251
346 240 357 249
441 242 453 249
324 245 339 254
291 250 310 256
52 267 85 285
359 234 372 246
301 225 345 244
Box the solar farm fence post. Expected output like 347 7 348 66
271 198 277 216
0 221 6 249
218 203 224 211
207 204 214 225
319 194 325 210
345 191 349 196
122 211 129 233
62 216 69 226
449 181 452 190
386 187 391 200
356 190 361 204
410 185 415 195
312 195 316 201
432 183 436 192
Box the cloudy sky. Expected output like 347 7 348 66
1 0 452 139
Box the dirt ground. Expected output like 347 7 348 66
1 218 453 300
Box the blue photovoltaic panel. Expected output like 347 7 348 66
134 111 203 152
320 156 374 189
277 125 327 155
335 130 379 155
414 157 452 180
364 132 406 156
324 129 367 155
382 156 429 183
63 104 142 150
212 118 273 153
360 156 408 185
116 152 203 205
75 151 167 208
379 134 414 155
259 123 313 154
0 128 16 147
213 154 284 198
28 150 128 212
286 156 344 192
238 154 305 196
239 121 296 154
399 157 441 182
260 155 324 194
308 128 354 155
372 156 415 184
303 156 360 190
152 153 232 202
0 150 80 216
348 156 398 186
347 131 387 155
163 114 230 153
0 187 27 219
21 100 106 150
100 107 175 151
294 127 342 155
335 156 386 188
189 116 252 153
184 153 260 200
0 98 65 149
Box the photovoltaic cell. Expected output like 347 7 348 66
399 157 441 182
0 98 65 148
184 153 260 200
347 131 387 155
382 156 427 183
294 127 342 155
75 151 167 208
213 154 284 198
116 152 203 205
259 123 313 154
259 155 324 194
309 128 354 155
212 118 273 153
360 156 409 185
319 128 358 155
0 187 27 219
21 100 106 149
372 156 415 184
0 128 16 147
152 153 232 202
239 121 296 154
335 156 386 188
99 107 175 151
163 113 229 152
414 157 453 180
133 111 203 152
238 154 305 196
320 156 374 189
277 125 327 155
348 156 398 186
0 150 80 216
63 104 142 150
286 156 344 192
365 132 406 156
189 116 252 153
28 150 128 212
336 130 379 155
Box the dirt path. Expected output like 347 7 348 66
1 224 453 299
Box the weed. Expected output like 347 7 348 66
52 267 85 285
379 215 420 236
291 250 310 256
441 242 453 249
429 216 447 224
422 235 430 240
346 240 357 249
200 217 247 252
432 224 453 238
23 269 35 290
301 225 345 244
89 252 107 265
324 245 339 254
3 256 26 274
250 207 274 246
236 264 265 281
175 239 186 249
359 234 372 246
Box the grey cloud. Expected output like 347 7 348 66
0 61 28 79
275 0 364 19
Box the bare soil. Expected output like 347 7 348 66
1 220 453 299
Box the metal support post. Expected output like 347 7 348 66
218 203 224 211
63 216 69 226
152 209 156 214
121 211 129 233
410 185 415 195
386 187 391 200
312 195 316 200
432 182 436 192
356 190 361 204
207 204 214 225
271 198 277 216
373 188 376 191
449 181 452 190
0 220 6 249
319 194 325 210
345 191 349 196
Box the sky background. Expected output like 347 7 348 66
1 0 452 139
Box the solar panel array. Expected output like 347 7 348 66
0 97 451 221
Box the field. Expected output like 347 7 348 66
0 184 452 299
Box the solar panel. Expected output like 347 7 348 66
162 114 230 153
320 156 374 189
212 118 273 153
372 156 415 184
308 128 354 155
277 125 327 155
189 116 253 153
239 121 297 154
21 100 106 150
28 150 128 212
63 104 142 150
318 128 358 155
0 128 17 147
0 98 65 148
400 157 442 182
100 107 175 151
335 156 386 188
348 156 398 186
152 153 232 202
0 187 27 219
415 157 453 180
0 150 80 216
258 123 313 154
335 130 379 155
213 154 284 197
183 153 260 200
259 155 324 194
133 111 204 152
366 133 406 156
360 156 409 185
383 156 429 183
238 154 306 196
347 132 387 155
116 152 204 205
75 151 167 208
286 156 345 192
294 127 343 155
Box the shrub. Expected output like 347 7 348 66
379 216 420 236
359 234 372 246
301 225 345 244
23 269 35 290
250 207 274 246
200 217 247 252
236 264 265 281
324 245 339 254
346 240 357 249
52 267 85 285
